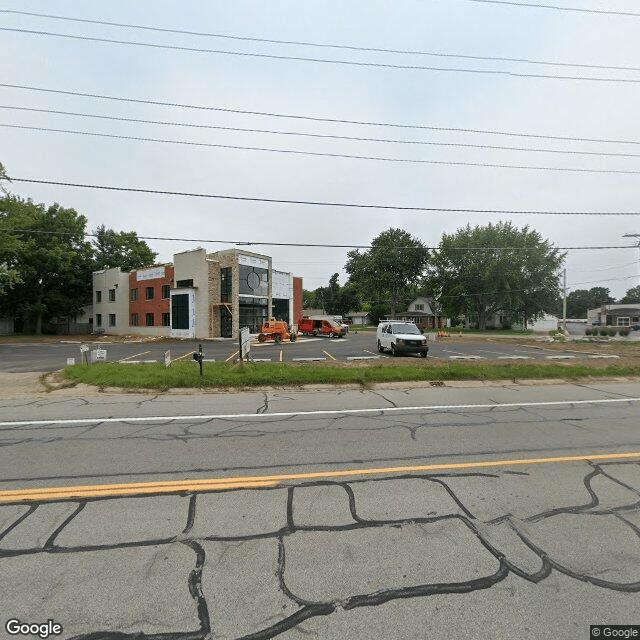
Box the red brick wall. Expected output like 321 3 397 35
293 276 303 324
129 266 174 327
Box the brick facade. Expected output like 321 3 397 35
129 265 174 330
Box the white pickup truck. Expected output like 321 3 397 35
377 321 428 358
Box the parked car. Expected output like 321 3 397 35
376 321 428 357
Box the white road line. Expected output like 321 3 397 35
1 397 638 428
119 351 150 363
323 350 336 361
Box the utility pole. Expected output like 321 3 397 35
562 268 567 332
623 234 640 285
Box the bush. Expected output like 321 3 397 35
585 328 592 336
619 328 630 337
599 329 609 336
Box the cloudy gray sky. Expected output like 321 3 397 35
2 0 640 301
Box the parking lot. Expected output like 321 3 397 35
0 332 621 373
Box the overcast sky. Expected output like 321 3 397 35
2 0 640 302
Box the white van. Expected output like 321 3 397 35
377 321 428 358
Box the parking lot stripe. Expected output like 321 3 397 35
323 350 336 361
119 351 150 363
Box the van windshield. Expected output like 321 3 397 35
392 323 421 335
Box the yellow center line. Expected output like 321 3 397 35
1 450 639 503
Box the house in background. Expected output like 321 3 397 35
388 297 449 329
346 311 372 325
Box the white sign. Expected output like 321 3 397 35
240 327 251 358
164 350 171 367
272 271 292 299
93 349 107 362
239 254 269 269
80 344 89 353
136 266 166 281
66 357 76 366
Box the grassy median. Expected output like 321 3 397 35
61 360 640 390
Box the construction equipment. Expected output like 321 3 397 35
257 318 297 343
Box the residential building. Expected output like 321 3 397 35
387 297 449 329
92 267 130 334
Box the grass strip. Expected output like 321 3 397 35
62 360 640 390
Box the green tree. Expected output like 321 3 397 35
429 222 564 330
93 224 157 272
0 196 94 333
304 274 361 316
345 229 429 318
565 287 615 318
620 285 640 305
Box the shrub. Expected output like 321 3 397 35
608 329 617 337
619 328 630 337
585 328 592 336
599 329 609 336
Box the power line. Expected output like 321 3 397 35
6 123 640 174
1 9 637 73
3 83 639 146
0 227 635 251
3 105 639 159
466 0 640 18
6 177 640 216
2 26 640 83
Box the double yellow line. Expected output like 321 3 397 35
1 450 639 503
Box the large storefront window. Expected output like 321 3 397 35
272 298 290 324
220 267 232 302
239 265 268 297
239 297 268 333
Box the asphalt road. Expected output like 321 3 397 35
1 380 639 639
0 333 604 372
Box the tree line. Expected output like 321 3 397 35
306 227 640 328
1 162 156 333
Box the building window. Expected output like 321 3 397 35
633 316 640 324
146 287 154 300
161 285 171 299
176 279 193 288
415 303 424 311
96 291 102 303
162 312 170 326
131 313 139 326
109 314 116 327
221 267 232 302
146 313 154 326
618 317 630 326
96 314 102 327
108 289 116 302
130 288 139 301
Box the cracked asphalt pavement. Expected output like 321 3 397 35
1 381 639 639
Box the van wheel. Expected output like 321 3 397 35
420 350 428 358
377 340 384 353
329 332 335 338
391 344 397 357
258 334 266 343
313 330 318 336
290 334 297 342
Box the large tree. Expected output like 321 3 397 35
0 196 94 333
565 287 615 318
304 274 361 316
345 229 429 318
619 285 640 305
429 222 564 330
92 224 157 271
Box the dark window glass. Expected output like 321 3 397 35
172 294 189 329
96 291 102 303
146 313 154 326
161 285 171 299
109 314 116 327
176 279 194 288
146 287 154 300
131 314 139 326
130 288 139 301
96 314 102 327
239 265 268 297
220 267 232 302
162 312 170 327
108 289 116 302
